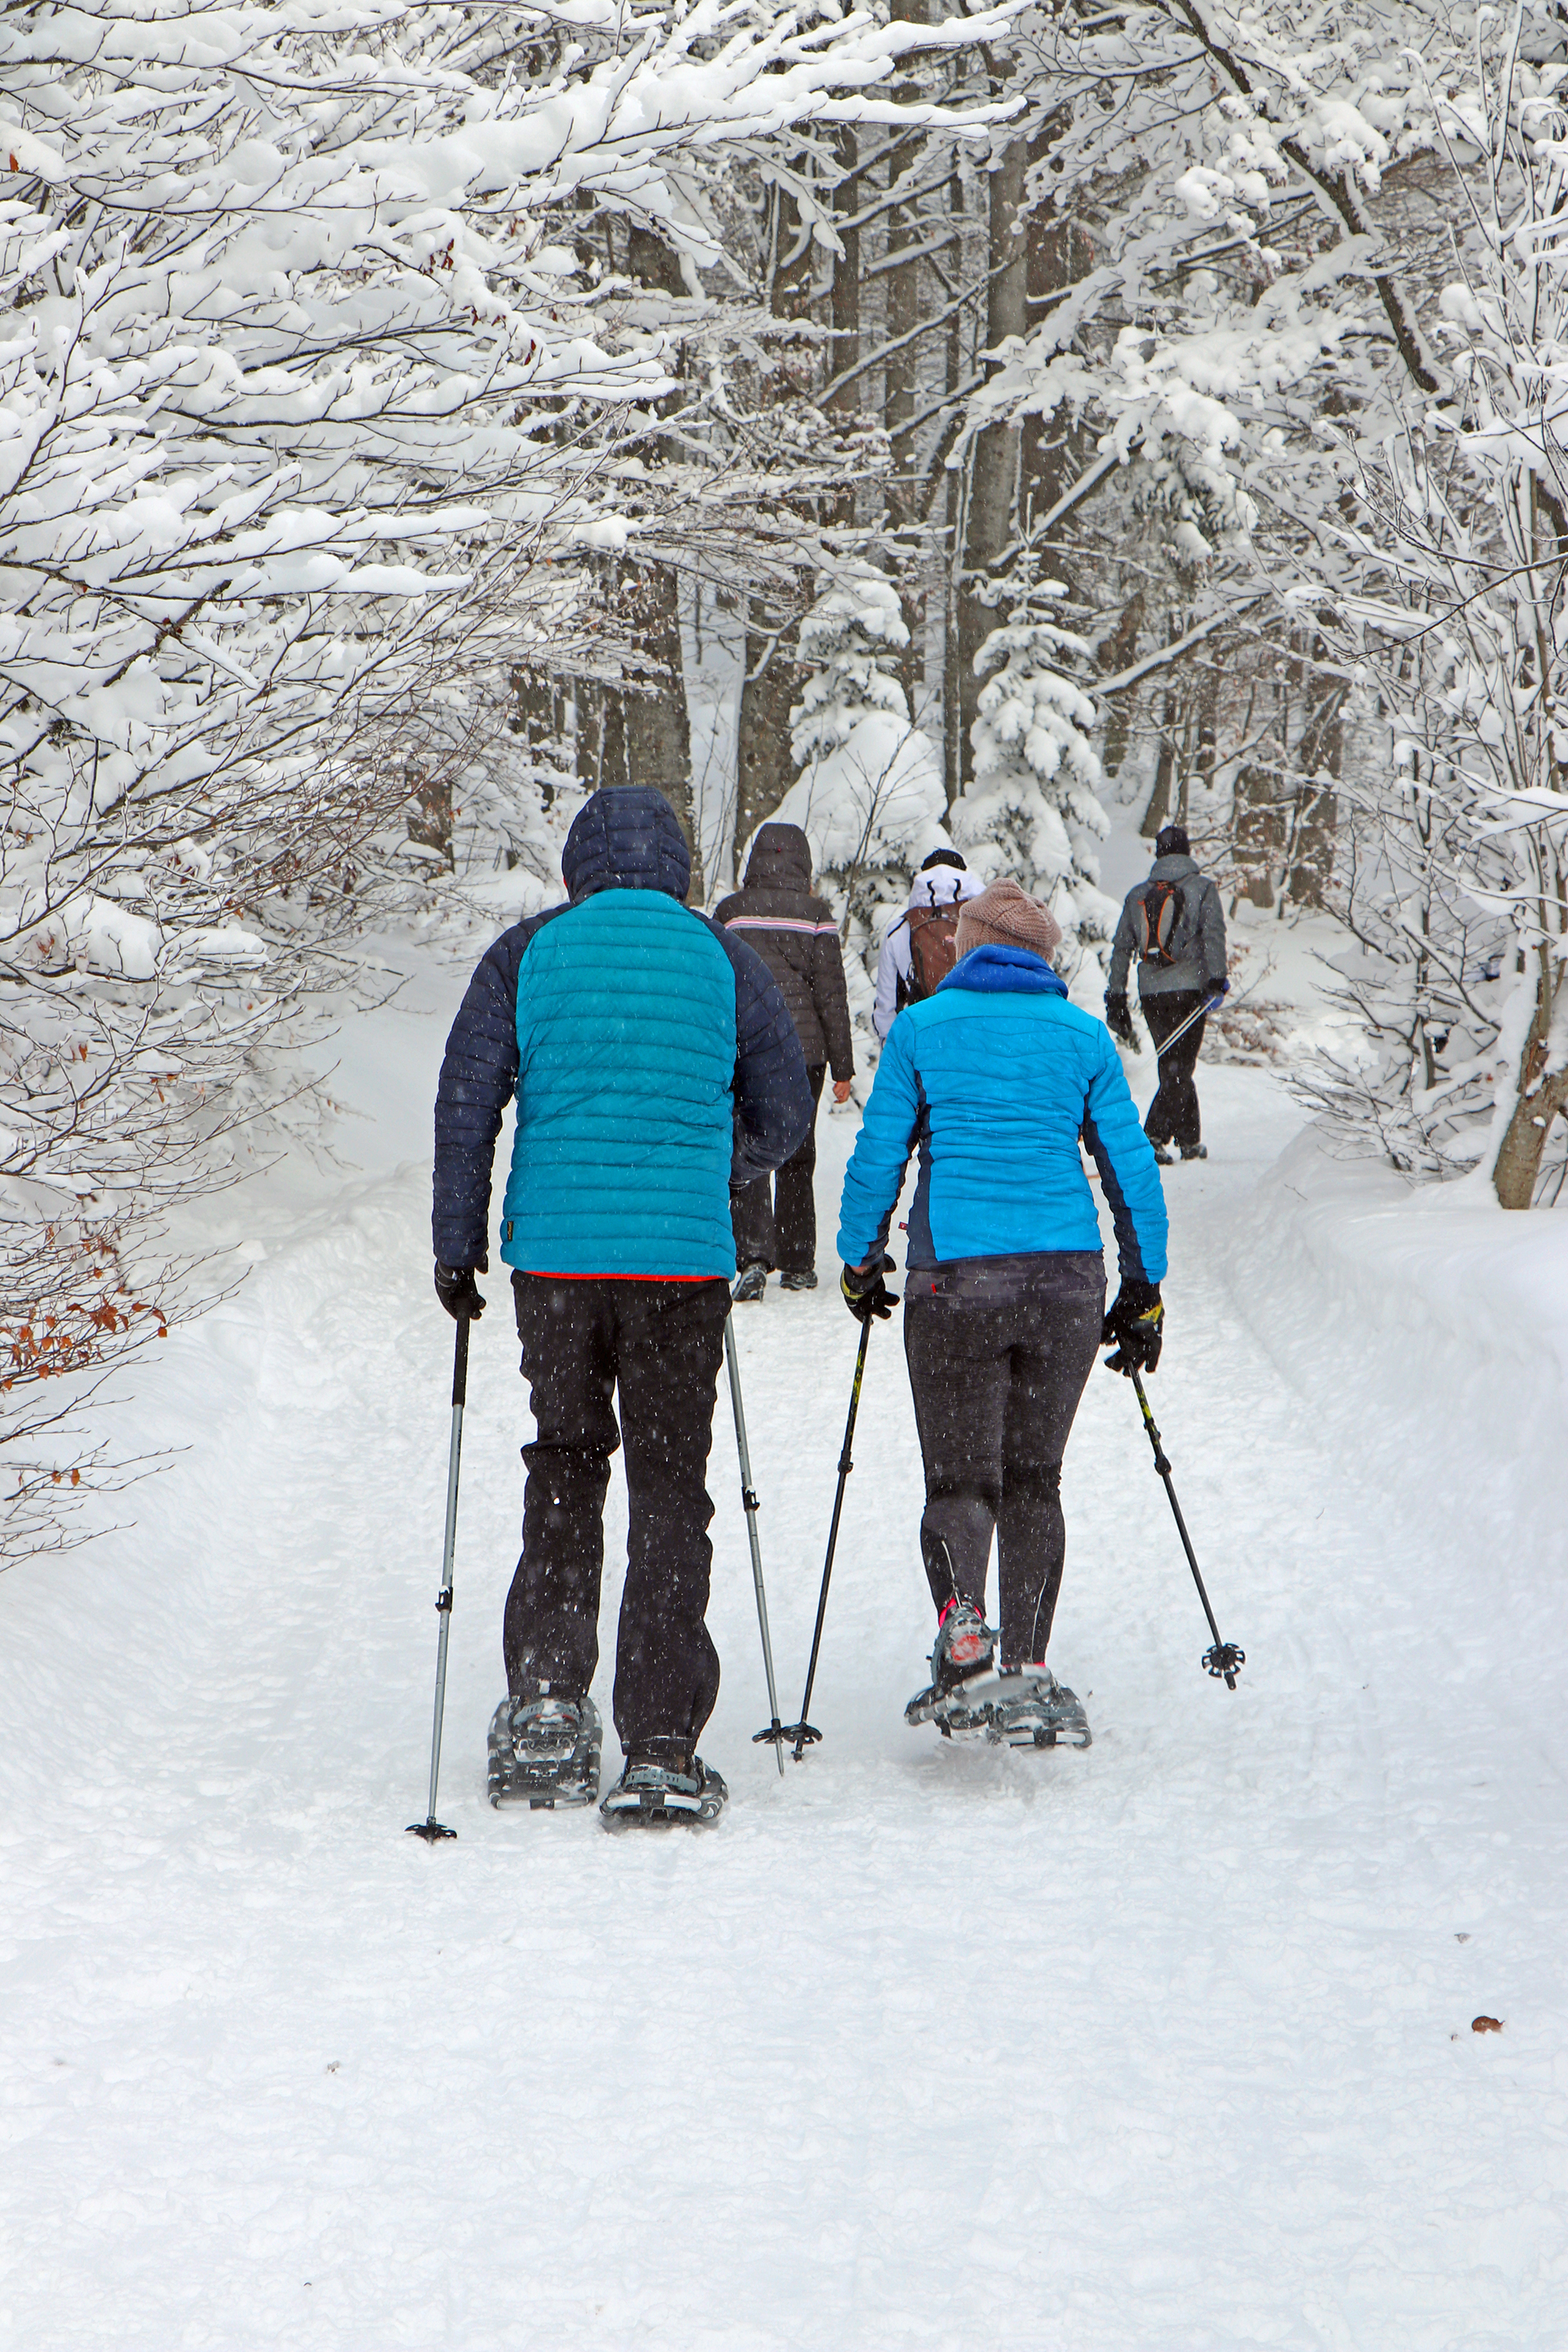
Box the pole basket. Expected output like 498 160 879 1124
779 1720 822 1754
752 1719 789 1755
407 1818 456 1842
1203 1642 1246 1690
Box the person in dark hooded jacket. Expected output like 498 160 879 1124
431 786 811 1826
714 822 855 1298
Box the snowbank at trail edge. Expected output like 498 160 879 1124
1232 1125 1568 1744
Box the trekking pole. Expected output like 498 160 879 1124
1152 990 1225 1062
408 1312 470 1842
782 1316 871 1759
1123 1365 1245 1690
723 1313 787 1774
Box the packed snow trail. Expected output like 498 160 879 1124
2 964 1564 2352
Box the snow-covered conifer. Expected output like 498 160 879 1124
953 590 1117 1003
766 564 945 1041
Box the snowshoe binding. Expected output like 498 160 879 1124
905 1598 998 1730
488 1693 603 1809
599 1751 728 1831
971 1666 1092 1750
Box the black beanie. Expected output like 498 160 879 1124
920 847 967 873
1155 824 1190 858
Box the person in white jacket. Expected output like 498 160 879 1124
873 850 988 1039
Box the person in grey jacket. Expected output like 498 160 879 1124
1105 825 1228 1162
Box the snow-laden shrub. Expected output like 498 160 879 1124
764 564 946 1058
953 604 1119 1007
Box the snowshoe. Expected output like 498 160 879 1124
779 1269 818 1291
488 1693 602 1809
599 1753 728 1830
904 1598 998 1729
979 1667 1092 1751
732 1264 768 1302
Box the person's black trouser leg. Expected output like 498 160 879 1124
728 1167 774 1270
730 1063 825 1272
1140 989 1207 1151
996 1283 1103 1662
505 1276 617 1704
505 1274 729 1755
903 1260 1105 1663
771 1062 825 1274
610 1278 729 1755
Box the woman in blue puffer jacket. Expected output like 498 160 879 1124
837 877 1168 1749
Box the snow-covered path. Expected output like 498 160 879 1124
2 978 1564 2352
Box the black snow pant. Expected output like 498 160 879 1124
902 1254 1105 1667
731 1062 826 1274
504 1272 731 1759
1141 988 1209 1152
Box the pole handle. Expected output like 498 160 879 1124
452 1309 470 1407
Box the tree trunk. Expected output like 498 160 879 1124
1285 679 1344 909
405 763 452 869
1494 959 1568 1207
1233 758 1281 906
825 128 862 530
1141 680 1180 838
942 161 967 808
735 173 816 863
625 561 700 900
956 129 1028 791
1097 588 1145 779
1019 122 1088 557
622 228 700 895
736 601 800 849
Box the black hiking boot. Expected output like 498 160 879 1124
732 1263 768 1302
779 1269 818 1291
904 1599 998 1727
1150 1142 1175 1165
1180 1142 1207 1161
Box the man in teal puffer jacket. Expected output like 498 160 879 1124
433 787 811 1825
837 877 1167 1751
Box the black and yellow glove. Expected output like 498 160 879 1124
1102 1279 1163 1374
840 1255 899 1323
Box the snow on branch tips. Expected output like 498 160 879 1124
0 0 1011 1556
1290 13 1568 1207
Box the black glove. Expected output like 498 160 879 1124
1207 976 1230 1000
1105 993 1137 1047
1102 1279 1163 1374
434 1258 487 1322
840 1255 899 1323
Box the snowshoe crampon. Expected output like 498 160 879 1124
488 1693 603 1809
599 1755 728 1831
908 1668 1091 1750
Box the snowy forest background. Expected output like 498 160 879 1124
7 0 1568 1561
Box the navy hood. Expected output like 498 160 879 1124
563 786 691 904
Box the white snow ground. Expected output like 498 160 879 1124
2 956 1566 2352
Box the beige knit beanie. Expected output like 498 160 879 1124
954 877 1063 964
